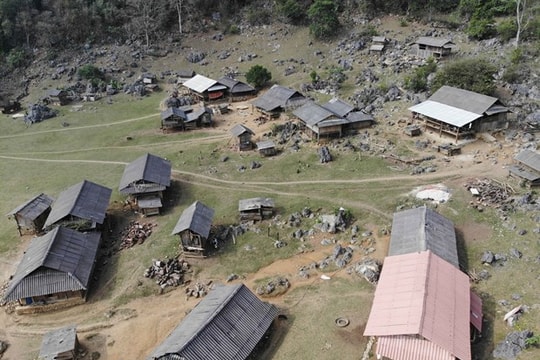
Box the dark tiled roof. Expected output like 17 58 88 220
148 283 278 360
119 153 171 195
8 193 54 221
217 77 255 94
230 124 254 137
171 201 214 238
44 180 112 228
388 206 459 268
321 98 355 117
429 86 499 115
293 102 335 126
515 149 540 172
252 85 305 112
161 107 187 120
4 227 101 302
415 36 455 48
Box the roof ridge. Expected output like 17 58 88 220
419 250 431 336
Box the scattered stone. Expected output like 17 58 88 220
354 258 381 284
226 273 238 282
144 257 192 290
509 248 522 259
255 277 290 297
493 330 533 360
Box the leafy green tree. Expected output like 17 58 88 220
404 57 437 92
497 18 517 42
246 64 272 88
467 15 496 39
78 64 104 82
278 0 306 24
432 58 498 95
307 0 340 39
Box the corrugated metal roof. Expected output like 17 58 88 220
119 153 171 194
346 111 374 123
39 325 78 360
508 165 540 181
186 106 211 123
44 180 112 228
389 206 459 269
370 44 385 51
148 283 278 360
256 140 275 150
293 102 336 126
217 77 255 94
238 198 275 211
137 196 163 209
364 251 471 360
161 107 187 120
377 335 454 360
515 149 540 172
470 291 483 332
7 193 54 220
372 36 387 43
183 74 218 93
430 86 499 115
4 227 100 302
408 100 481 128
322 98 355 117
252 85 305 112
230 124 254 137
415 37 455 48
171 201 214 237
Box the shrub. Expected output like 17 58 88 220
467 16 496 40
246 64 272 88
246 8 272 26
78 64 104 81
6 48 27 69
404 57 437 92
228 24 240 35
432 57 497 95
310 70 319 83
510 47 523 65
497 19 517 42
308 0 340 39
278 0 306 24
501 64 524 83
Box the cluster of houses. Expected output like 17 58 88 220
363 206 483 360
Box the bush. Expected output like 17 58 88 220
432 57 497 95
308 0 340 39
497 19 517 42
404 57 437 92
228 24 240 35
246 8 272 26
6 48 27 69
278 0 306 24
467 16 496 40
510 47 523 65
246 64 272 88
78 64 104 81
501 64 524 83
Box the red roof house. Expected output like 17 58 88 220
364 251 472 360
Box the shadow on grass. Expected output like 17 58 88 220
455 227 470 273
250 313 294 360
472 291 496 360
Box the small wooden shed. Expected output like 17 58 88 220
414 37 455 58
239 198 275 221
230 124 254 151
47 89 69 106
171 201 215 257
256 140 277 156
39 325 79 360
509 149 540 187
161 107 188 131
7 193 54 236
369 36 388 53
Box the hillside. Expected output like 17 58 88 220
0 6 540 360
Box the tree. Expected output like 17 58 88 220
516 0 529 46
307 0 340 39
432 58 498 95
246 65 272 88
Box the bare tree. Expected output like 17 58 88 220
175 0 184 34
515 0 531 47
128 0 166 47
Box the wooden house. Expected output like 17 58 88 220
43 180 112 232
217 76 257 101
3 227 101 314
39 325 79 360
161 107 188 130
257 140 277 156
239 197 275 221
364 251 478 360
182 74 228 102
294 98 374 140
176 69 196 84
46 89 69 106
141 73 159 92
509 149 540 187
369 36 388 53
7 193 54 236
171 201 215 257
414 36 455 58
252 85 307 119
147 283 278 360
230 124 255 151
408 86 510 143
185 105 213 129
119 153 172 216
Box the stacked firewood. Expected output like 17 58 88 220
118 221 156 250
465 178 514 210
144 258 191 289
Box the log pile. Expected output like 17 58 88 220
144 258 191 289
118 221 156 250
464 178 515 210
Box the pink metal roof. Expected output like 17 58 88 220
470 291 483 332
364 251 471 360
377 335 454 360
